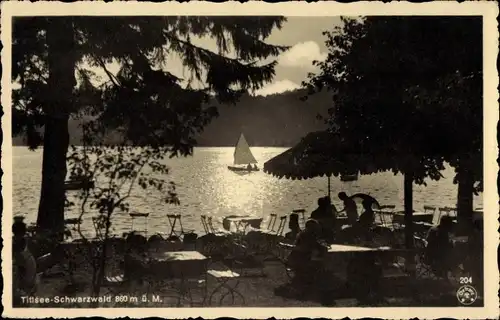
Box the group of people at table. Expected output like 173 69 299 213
12 192 482 305
280 192 482 292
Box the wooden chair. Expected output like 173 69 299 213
423 205 436 214
412 236 447 281
267 214 278 232
207 217 216 233
276 216 287 237
207 268 245 306
129 212 150 237
276 242 296 281
437 207 457 224
167 214 193 238
224 239 266 278
200 215 210 235
292 209 306 228
377 205 395 227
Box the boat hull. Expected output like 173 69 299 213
228 166 260 172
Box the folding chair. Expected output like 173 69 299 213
437 207 457 223
423 205 436 214
224 239 266 278
207 267 245 306
207 217 216 233
200 215 210 235
413 236 444 280
377 205 395 227
129 212 150 237
292 209 306 229
276 216 287 237
276 242 296 281
167 214 193 238
267 214 278 232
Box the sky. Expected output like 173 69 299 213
11 17 343 95
91 16 342 96
254 16 342 95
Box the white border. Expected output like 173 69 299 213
2 1 499 319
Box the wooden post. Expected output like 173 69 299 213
404 171 414 249
327 175 331 198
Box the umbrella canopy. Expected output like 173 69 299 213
263 131 381 180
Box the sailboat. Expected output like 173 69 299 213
227 133 260 172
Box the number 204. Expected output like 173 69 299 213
460 277 473 284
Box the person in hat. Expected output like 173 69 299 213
338 192 358 225
425 215 455 277
287 219 328 287
12 217 37 305
285 213 301 241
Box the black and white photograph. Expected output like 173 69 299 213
2 1 499 319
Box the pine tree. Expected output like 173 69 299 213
13 16 288 237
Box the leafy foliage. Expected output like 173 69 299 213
65 119 181 300
13 16 288 234
303 16 482 185
13 16 289 154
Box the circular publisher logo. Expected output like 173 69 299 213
456 285 478 306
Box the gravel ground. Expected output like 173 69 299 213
22 254 477 309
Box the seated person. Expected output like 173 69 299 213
310 197 336 240
310 197 329 221
287 219 328 286
285 213 301 241
425 215 455 277
321 197 337 242
124 233 149 280
338 192 358 225
13 218 37 305
358 199 376 229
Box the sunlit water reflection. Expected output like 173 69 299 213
12 147 482 238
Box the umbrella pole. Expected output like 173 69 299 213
327 176 331 198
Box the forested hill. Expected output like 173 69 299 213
12 89 332 147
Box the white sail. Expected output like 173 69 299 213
233 133 258 165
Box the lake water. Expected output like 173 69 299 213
12 146 482 238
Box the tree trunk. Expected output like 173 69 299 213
456 155 474 233
404 172 414 249
36 18 75 240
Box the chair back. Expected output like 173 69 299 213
276 216 287 236
200 215 209 234
207 217 216 233
376 205 395 226
292 209 306 228
288 213 300 230
423 205 436 213
167 214 184 237
267 214 277 231
413 235 428 249
379 205 396 211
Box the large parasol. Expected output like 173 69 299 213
263 131 379 196
264 130 435 249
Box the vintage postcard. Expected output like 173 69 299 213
1 1 499 319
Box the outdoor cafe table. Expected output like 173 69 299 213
318 244 410 281
223 216 263 234
148 251 208 277
146 251 209 305
391 211 434 224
